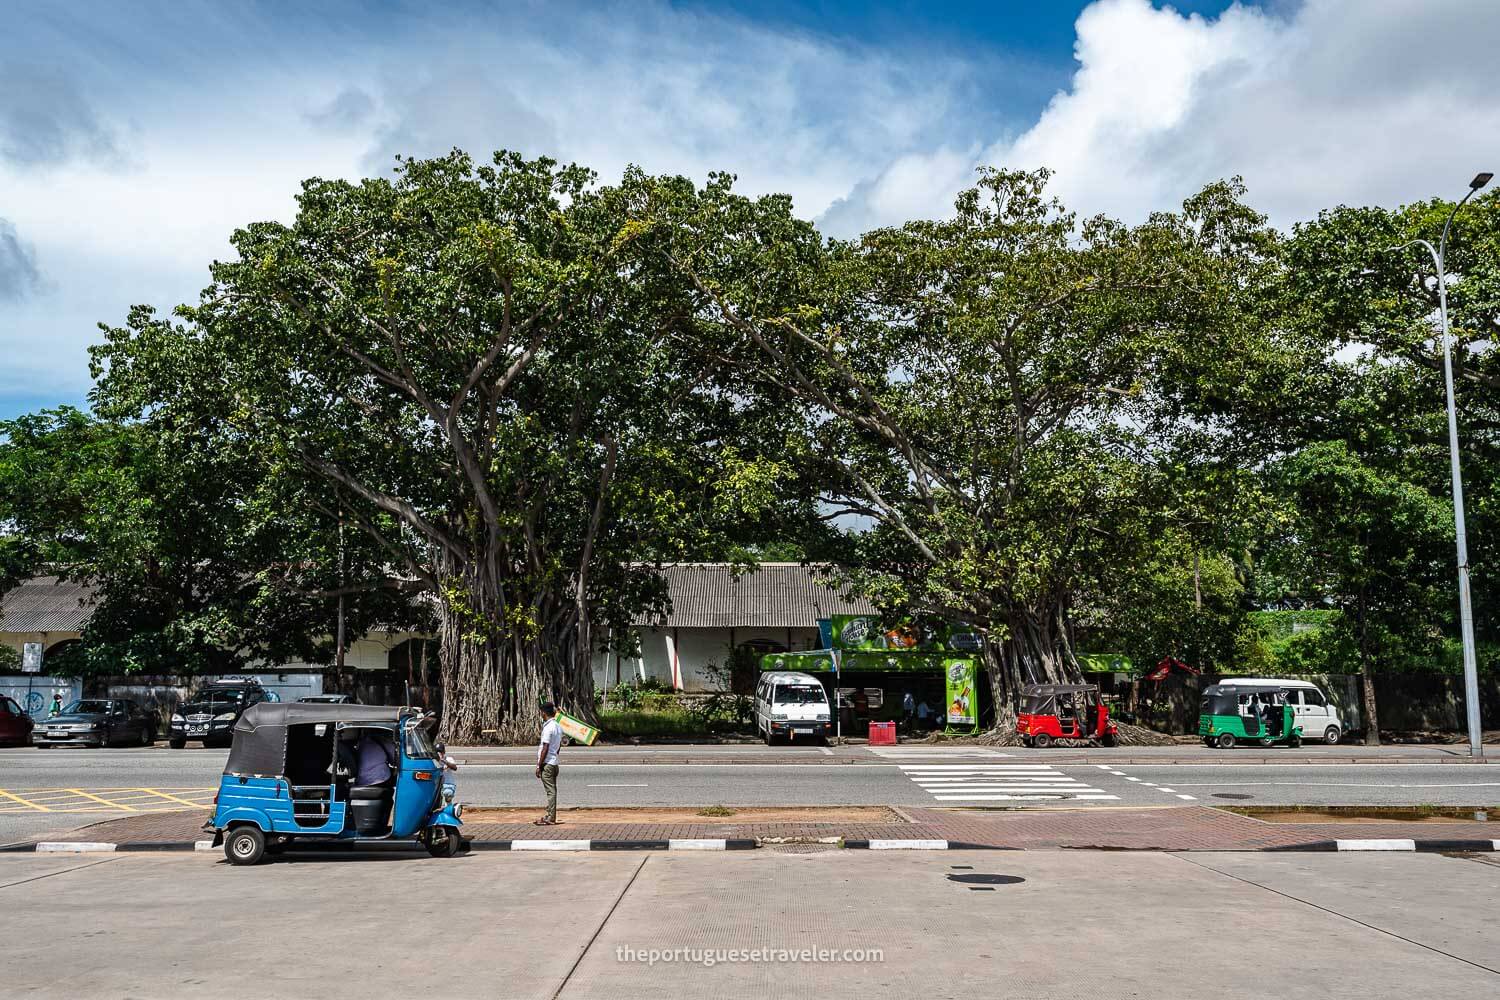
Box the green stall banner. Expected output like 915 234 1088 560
829 615 984 654
760 650 964 674
944 658 978 733
760 651 839 673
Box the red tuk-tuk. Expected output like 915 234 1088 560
1017 683 1118 748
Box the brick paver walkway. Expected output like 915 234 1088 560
11 806 1496 851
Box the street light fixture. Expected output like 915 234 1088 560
1386 171 1492 757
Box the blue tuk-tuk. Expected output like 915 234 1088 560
209 703 464 865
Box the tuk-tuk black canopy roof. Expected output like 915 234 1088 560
1020 684 1099 695
1202 683 1288 696
224 703 411 777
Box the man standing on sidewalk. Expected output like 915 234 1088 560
535 702 562 826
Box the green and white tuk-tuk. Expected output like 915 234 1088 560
1198 683 1303 749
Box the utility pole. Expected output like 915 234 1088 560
1387 171 1493 757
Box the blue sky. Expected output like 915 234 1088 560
2 0 1496 418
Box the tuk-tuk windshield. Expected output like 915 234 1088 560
1020 694 1054 714
1201 691 1241 715
403 721 437 759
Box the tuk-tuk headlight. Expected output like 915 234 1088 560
441 782 457 805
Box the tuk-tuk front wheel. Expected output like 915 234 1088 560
1100 732 1118 748
1215 732 1236 749
425 827 461 858
224 826 266 866
1288 734 1302 748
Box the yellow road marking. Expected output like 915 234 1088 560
135 788 210 808
0 788 48 811
65 788 136 811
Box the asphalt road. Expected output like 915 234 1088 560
3 744 1498 844
2 849 1497 998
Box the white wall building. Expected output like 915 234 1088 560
3 564 874 706
592 563 875 693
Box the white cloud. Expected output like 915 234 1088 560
3 0 1499 412
0 1 996 410
828 0 1500 230
1006 0 1500 224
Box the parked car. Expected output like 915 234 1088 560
297 694 357 704
33 699 156 748
170 679 270 748
0 695 35 747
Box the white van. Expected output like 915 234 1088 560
1230 678 1346 744
754 671 832 745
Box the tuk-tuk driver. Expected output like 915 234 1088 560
356 730 397 786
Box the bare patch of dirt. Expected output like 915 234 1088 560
920 720 1178 747
462 805 904 824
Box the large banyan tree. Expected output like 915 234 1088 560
92 152 807 742
636 168 1300 725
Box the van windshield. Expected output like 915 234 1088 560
774 684 826 705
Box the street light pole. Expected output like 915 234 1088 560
1391 171 1492 758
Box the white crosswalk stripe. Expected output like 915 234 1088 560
865 747 1013 759
897 763 1118 802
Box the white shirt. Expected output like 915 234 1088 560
539 718 563 765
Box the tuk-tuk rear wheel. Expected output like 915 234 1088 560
1215 733 1236 749
1032 733 1052 749
224 826 266 866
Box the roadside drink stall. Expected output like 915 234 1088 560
759 615 985 736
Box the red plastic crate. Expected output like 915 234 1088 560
868 721 897 745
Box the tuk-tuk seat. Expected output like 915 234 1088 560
349 785 393 834
349 785 391 800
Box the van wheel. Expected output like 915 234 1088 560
1323 726 1341 745
1216 733 1236 749
224 826 266 866
765 730 778 746
1032 733 1052 749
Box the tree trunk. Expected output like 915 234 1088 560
1356 586 1380 745
983 603 1084 732
434 559 600 745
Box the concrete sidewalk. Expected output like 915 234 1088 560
1 850 1496 998
12 805 1498 852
